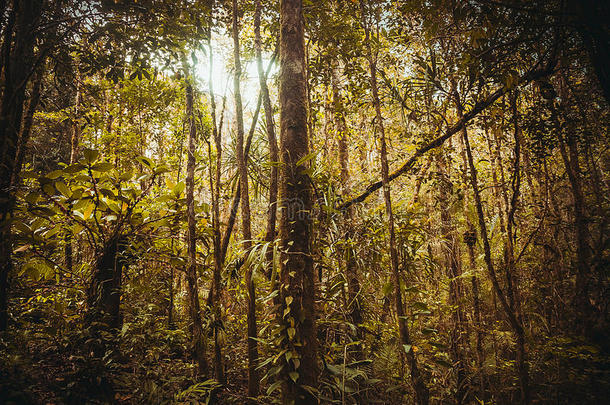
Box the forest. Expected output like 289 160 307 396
0 0 609 404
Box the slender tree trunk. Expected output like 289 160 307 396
231 0 258 398
359 1 429 403
184 64 208 377
332 65 363 359
462 126 529 405
64 66 80 276
558 127 594 333
168 130 185 329
435 150 467 405
278 0 318 402
465 230 486 402
208 14 225 384
455 111 487 402
255 0 279 279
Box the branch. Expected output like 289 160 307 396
337 64 555 211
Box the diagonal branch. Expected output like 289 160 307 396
337 64 555 211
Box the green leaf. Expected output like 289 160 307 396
83 202 95 220
83 148 100 163
136 156 153 167
30 206 56 217
403 344 412 353
412 301 428 311
42 183 55 195
104 214 118 222
119 171 133 181
382 281 393 297
99 187 115 198
266 380 282 395
91 162 114 172
73 198 91 210
289 371 299 383
64 163 85 173
24 191 40 204
46 170 64 179
173 182 185 196
13 220 31 234
153 164 170 175
55 181 70 197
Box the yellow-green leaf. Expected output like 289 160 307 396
83 202 94 220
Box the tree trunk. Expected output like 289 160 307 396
208 12 225 384
255 0 279 279
455 102 487 404
465 230 486 402
359 1 429 403
462 126 529 405
87 233 128 333
184 65 208 377
332 66 363 359
231 0 258 398
435 150 467 405
278 0 318 402
64 65 80 276
0 0 43 331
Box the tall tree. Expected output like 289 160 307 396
254 0 279 279
183 60 208 377
462 124 530 405
359 1 429 403
0 0 44 331
232 0 258 398
278 0 318 402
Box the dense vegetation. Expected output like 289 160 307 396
1 0 609 404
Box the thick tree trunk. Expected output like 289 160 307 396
359 1 429 403
87 233 128 332
278 0 318 402
184 68 208 377
12 61 43 188
0 0 43 331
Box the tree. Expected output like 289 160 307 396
183 60 208 377
0 0 44 331
277 0 318 402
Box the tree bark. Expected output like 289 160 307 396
207 11 225 384
332 66 363 359
87 233 128 333
0 0 43 331
278 0 318 402
184 64 208 377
